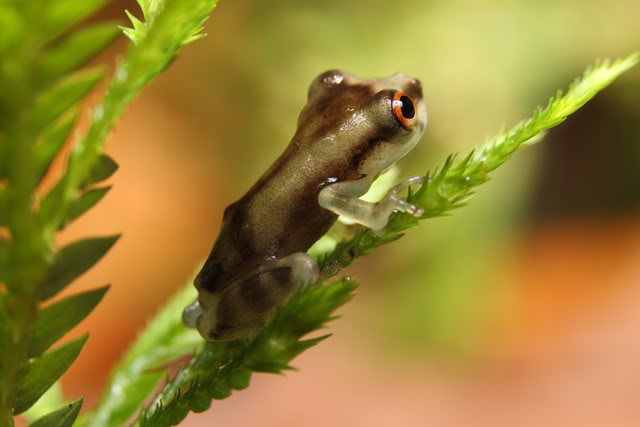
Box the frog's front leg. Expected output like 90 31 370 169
184 252 319 341
319 175 425 231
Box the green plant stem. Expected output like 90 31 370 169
0 8 50 423
44 0 218 235
143 342 231 416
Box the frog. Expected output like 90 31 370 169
183 69 428 341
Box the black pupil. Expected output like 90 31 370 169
399 96 415 119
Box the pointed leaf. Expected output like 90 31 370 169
60 186 111 230
29 286 109 357
40 235 120 301
29 398 83 427
44 0 111 39
125 10 145 33
38 175 67 227
39 22 121 81
80 154 118 188
36 110 79 182
36 153 115 229
23 382 64 423
14 335 88 414
91 283 201 427
33 67 105 131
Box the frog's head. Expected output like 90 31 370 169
298 69 427 187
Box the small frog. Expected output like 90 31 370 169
183 70 427 340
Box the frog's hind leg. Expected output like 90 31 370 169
198 252 319 341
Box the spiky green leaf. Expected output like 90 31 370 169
29 286 109 357
22 382 64 423
29 398 83 427
35 110 79 182
44 0 219 233
138 278 357 426
89 281 201 427
33 67 105 132
14 335 88 415
80 154 118 189
38 22 121 82
38 177 68 227
121 1 212 47
38 154 117 228
411 54 640 216
39 235 120 301
44 0 111 39
60 186 112 230
120 10 147 44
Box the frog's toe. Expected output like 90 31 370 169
390 175 426 195
405 203 424 217
182 299 203 329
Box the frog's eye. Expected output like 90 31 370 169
392 92 417 130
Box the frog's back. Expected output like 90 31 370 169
195 138 356 294
195 69 423 294
229 133 361 255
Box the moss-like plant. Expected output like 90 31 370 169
0 0 637 426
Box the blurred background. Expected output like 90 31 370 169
40 0 640 425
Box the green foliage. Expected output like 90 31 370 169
23 382 64 423
37 22 121 81
61 186 112 230
35 111 79 182
43 1 112 40
29 286 109 357
79 154 119 189
33 67 106 132
86 282 202 427
14 335 88 415
38 236 120 301
29 398 83 427
0 0 218 424
137 278 357 427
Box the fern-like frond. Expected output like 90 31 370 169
86 282 202 427
42 0 219 234
0 0 218 423
121 0 213 46
137 279 357 427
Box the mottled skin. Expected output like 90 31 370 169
184 70 427 340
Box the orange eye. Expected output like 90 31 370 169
392 92 417 129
